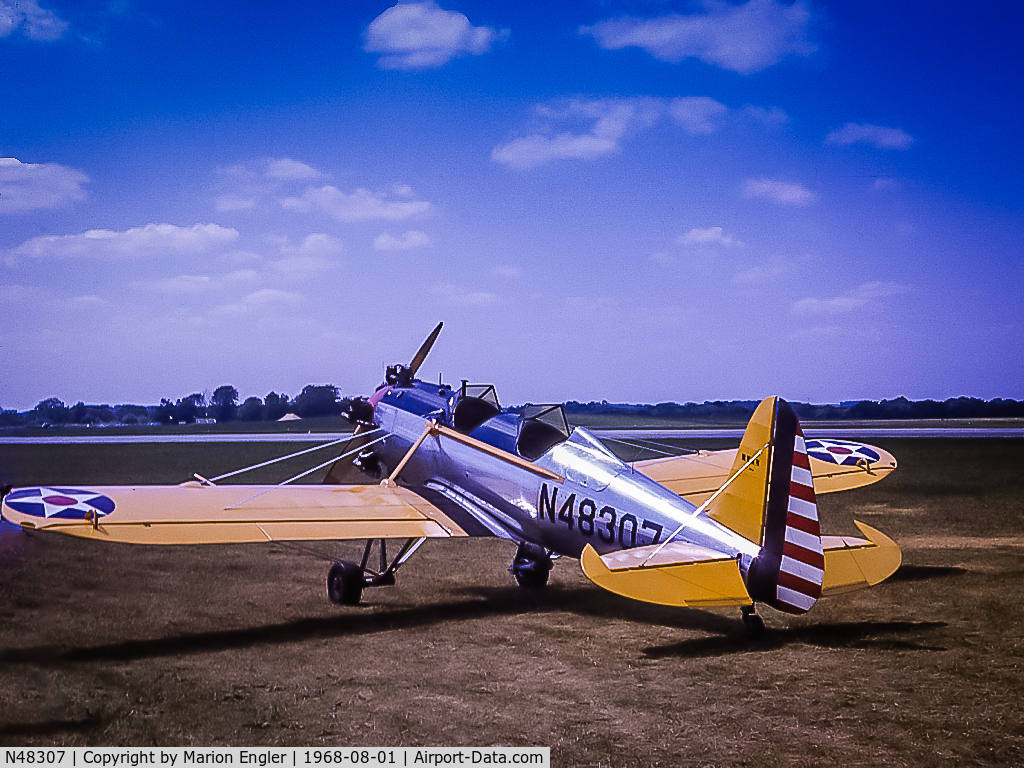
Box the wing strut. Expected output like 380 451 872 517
640 441 769 567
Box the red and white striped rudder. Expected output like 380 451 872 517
745 399 824 615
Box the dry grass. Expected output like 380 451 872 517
0 438 1022 766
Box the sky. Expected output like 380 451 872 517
1 0 1023 410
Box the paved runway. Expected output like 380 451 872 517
2 425 1022 444
595 426 1024 439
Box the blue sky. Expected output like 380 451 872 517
2 0 1022 410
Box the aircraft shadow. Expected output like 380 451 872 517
889 564 967 582
0 585 942 668
643 620 949 659
0 714 104 741
0 584 737 668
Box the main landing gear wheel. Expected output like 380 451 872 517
510 542 552 589
742 604 766 639
327 559 364 606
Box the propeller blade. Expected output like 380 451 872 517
408 322 443 376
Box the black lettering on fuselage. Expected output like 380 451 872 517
537 483 665 550
539 482 557 524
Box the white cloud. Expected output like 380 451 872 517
10 223 239 260
431 283 500 306
826 123 914 150
274 233 343 278
743 178 816 205
0 0 68 41
281 185 431 222
241 288 302 307
216 288 303 315
364 1 509 70
668 97 728 135
734 255 799 284
265 158 321 181
741 104 789 127
69 295 106 307
792 281 908 315
279 232 343 259
374 230 431 251
492 97 662 169
0 158 88 213
580 0 816 75
678 226 741 247
214 159 322 212
493 265 522 278
150 274 214 294
494 95 786 169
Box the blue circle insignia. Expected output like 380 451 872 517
804 439 881 466
5 487 115 520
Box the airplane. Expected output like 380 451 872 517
0 323 901 636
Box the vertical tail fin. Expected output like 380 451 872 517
706 396 776 544
708 397 824 614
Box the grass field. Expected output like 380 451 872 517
1 438 1023 765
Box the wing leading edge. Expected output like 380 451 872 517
2 483 468 545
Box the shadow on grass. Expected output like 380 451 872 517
643 620 949 659
0 714 105 740
890 564 967 582
0 584 732 667
0 580 946 668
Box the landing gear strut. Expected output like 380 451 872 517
327 537 426 606
510 542 552 589
742 604 766 639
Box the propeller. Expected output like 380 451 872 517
329 323 445 484
343 322 444 427
408 321 443 378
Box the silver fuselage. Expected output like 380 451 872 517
370 381 757 562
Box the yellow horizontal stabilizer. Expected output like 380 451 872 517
821 521 902 596
580 543 751 608
3 484 467 545
635 444 897 505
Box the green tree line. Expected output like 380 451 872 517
4 390 1024 429
0 384 351 427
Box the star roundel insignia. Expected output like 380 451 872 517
5 487 115 520
804 439 881 466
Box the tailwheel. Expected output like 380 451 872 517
510 542 552 589
741 604 766 639
327 559 364 606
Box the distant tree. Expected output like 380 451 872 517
0 409 25 427
71 401 88 423
294 384 342 418
173 393 206 424
264 391 290 420
210 385 239 422
116 404 151 425
33 397 69 425
238 396 265 421
69 402 114 425
151 399 176 424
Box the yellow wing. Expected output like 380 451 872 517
2 483 467 545
635 442 897 504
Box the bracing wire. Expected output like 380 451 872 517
224 433 390 510
209 427 383 482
